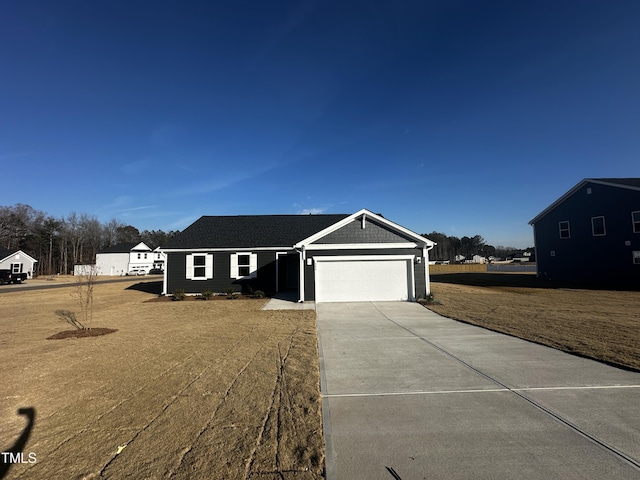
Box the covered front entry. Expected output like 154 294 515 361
314 255 414 303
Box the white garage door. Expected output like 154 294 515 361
314 255 414 303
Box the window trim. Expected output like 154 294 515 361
186 253 213 280
558 221 570 239
633 251 640 265
632 211 640 234
591 216 606 236
230 252 258 279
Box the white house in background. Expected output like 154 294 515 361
152 247 166 271
95 242 154 275
0 247 38 279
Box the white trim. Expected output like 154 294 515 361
294 209 434 248
313 254 415 262
186 253 213 280
299 247 306 302
230 252 258 279
0 249 38 264
530 178 640 225
160 246 290 253
313 255 416 302
304 242 418 250
558 221 571 239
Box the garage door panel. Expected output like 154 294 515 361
315 257 413 302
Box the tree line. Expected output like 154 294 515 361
0 204 179 276
421 231 530 262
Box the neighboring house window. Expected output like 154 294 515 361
144 253 148 259
634 252 640 265
11 263 23 273
633 211 640 233
230 253 258 279
558 221 570 239
591 216 606 236
186 253 213 280
137 253 141 259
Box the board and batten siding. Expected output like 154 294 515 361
533 180 640 286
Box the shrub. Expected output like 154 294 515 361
253 290 265 298
201 289 214 300
419 292 441 305
173 289 186 301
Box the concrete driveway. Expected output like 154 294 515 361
316 302 640 479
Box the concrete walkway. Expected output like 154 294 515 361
316 301 640 479
261 291 315 310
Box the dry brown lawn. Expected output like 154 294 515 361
0 279 324 479
427 273 640 372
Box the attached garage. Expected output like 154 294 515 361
314 255 415 303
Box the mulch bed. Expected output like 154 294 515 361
47 328 118 340
144 295 265 303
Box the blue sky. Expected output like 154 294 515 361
2 1 640 248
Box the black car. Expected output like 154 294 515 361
148 268 164 275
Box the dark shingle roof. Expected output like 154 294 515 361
0 246 15 260
164 214 350 249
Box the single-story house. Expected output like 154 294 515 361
529 177 640 287
0 247 38 279
95 242 154 275
161 209 436 302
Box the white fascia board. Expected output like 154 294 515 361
528 178 640 225
313 254 415 262
132 242 152 251
159 246 292 253
0 250 38 264
305 242 418 250
295 208 434 248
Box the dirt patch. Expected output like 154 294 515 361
1 280 324 479
427 274 640 371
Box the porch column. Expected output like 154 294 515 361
298 246 306 302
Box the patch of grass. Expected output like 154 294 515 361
1 280 324 479
427 274 640 371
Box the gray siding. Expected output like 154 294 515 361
316 218 416 244
533 181 640 287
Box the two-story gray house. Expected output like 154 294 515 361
529 178 640 287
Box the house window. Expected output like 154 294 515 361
238 254 251 277
231 253 258 279
633 211 640 233
186 253 213 280
634 252 640 265
137 253 141 259
11 263 23 273
558 221 570 239
591 216 606 236
144 253 148 259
